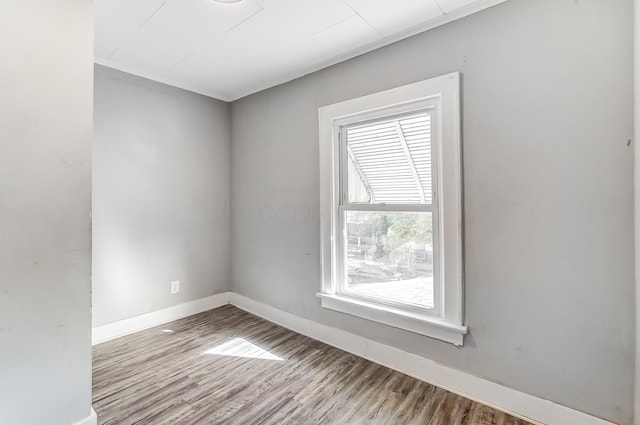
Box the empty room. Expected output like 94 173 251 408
1 0 638 424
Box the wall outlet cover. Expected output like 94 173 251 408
171 280 180 294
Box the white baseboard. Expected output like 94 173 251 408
92 292 231 345
229 293 617 425
72 408 97 425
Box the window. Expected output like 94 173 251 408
318 73 467 346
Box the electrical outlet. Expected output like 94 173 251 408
171 280 180 295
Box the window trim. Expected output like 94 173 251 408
318 73 467 346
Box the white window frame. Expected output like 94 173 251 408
337 108 442 316
317 73 467 346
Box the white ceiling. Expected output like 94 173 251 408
95 0 506 101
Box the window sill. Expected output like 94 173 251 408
316 292 468 346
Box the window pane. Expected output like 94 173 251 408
346 112 433 205
344 210 434 309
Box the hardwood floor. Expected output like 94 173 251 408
93 305 532 425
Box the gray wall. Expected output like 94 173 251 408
230 0 634 423
635 1 640 423
0 1 94 424
93 65 231 326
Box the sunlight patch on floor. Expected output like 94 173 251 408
204 337 284 361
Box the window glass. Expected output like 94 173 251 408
346 112 433 205
344 210 434 309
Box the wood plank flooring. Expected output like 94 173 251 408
93 305 533 425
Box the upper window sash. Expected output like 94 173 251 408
338 108 438 209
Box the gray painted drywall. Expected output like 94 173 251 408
0 1 93 424
635 0 640 422
231 0 634 423
93 65 231 327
